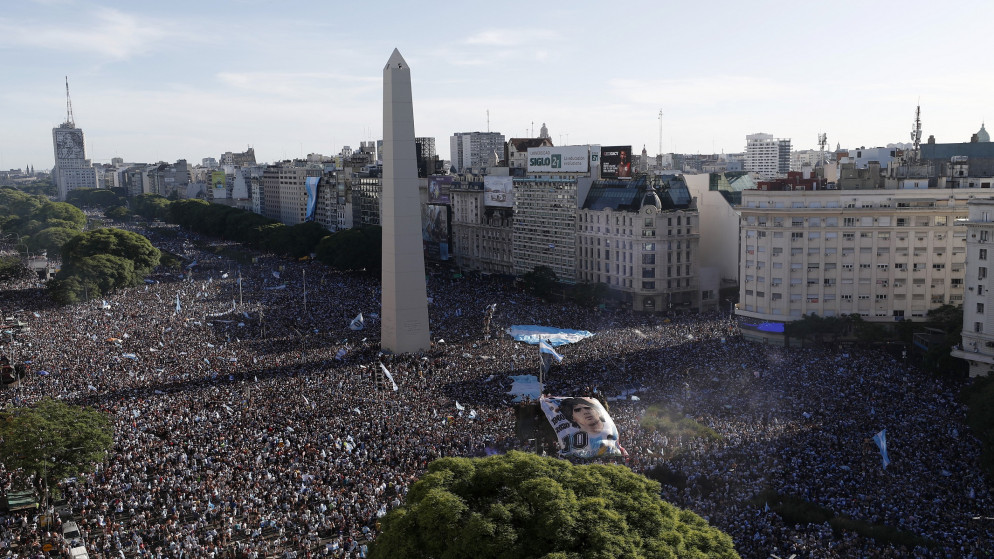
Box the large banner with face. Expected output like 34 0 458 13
540 396 623 458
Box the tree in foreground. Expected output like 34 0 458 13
0 398 113 504
370 451 738 559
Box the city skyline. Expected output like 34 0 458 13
2 0 993 170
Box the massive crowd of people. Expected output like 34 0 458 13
0 226 991 558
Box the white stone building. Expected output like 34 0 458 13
737 188 971 342
952 198 994 377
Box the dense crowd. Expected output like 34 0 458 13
0 227 991 558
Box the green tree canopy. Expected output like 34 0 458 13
48 228 160 303
36 201 86 230
27 226 82 256
0 398 113 501
104 205 131 222
0 188 83 239
61 228 160 276
132 194 172 221
522 265 558 299
0 256 31 282
570 282 609 308
370 452 738 559
316 226 381 271
66 188 125 209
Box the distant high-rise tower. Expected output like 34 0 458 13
53 77 97 200
744 133 791 180
415 137 437 178
540 123 549 139
381 49 430 354
449 131 505 173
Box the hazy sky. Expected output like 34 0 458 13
3 0 993 170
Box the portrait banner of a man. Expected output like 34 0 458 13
539 396 624 458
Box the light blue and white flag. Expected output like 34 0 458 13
872 429 890 469
539 339 563 374
539 340 563 362
175 294 181 314
379 363 398 391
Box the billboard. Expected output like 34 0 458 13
422 204 450 261
304 176 320 222
484 176 514 207
526 146 590 173
540 396 624 458
600 146 633 179
211 171 227 199
428 175 452 204
211 171 226 189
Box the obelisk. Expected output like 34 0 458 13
381 49 431 354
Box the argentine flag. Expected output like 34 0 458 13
539 339 564 374
539 340 564 362
872 429 890 469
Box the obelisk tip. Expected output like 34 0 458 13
385 48 408 71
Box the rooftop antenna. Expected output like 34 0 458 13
64 76 75 126
487 109 490 133
658 109 663 156
911 101 922 162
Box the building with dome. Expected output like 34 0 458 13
977 122 990 143
919 124 994 184
576 175 709 312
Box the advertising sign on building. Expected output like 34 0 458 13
210 171 227 199
422 204 451 261
428 175 452 204
526 146 590 173
304 176 320 222
600 146 633 179
483 176 514 207
211 171 226 190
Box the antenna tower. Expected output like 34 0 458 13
65 76 75 126
911 103 922 161
658 109 663 156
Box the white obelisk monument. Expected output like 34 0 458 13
381 49 431 354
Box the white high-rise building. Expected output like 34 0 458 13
53 80 98 201
449 132 505 173
744 133 791 180
52 123 97 201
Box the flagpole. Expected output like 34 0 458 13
302 269 307 314
238 269 243 308
538 343 543 391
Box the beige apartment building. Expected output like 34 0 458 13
737 188 971 339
